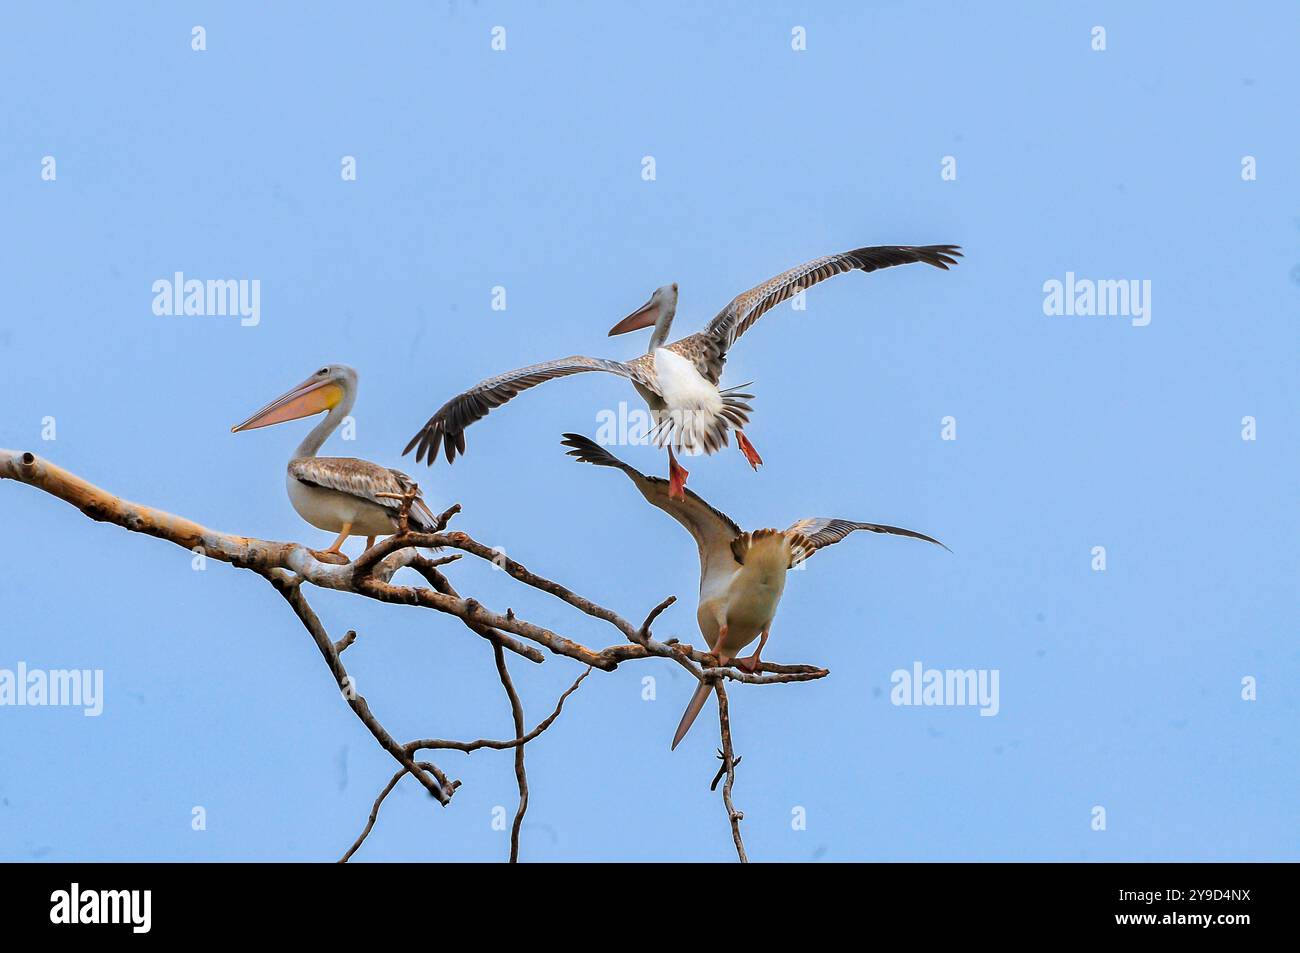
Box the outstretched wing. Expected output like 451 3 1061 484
405 356 659 465
691 244 962 380
561 433 742 577
289 458 438 531
783 516 949 565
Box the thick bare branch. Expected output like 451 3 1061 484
1 450 825 680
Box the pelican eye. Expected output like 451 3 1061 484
318 368 329 376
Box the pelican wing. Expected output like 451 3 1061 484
405 356 660 465
783 516 949 565
692 244 962 380
561 433 742 576
289 457 438 531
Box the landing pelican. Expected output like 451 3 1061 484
560 433 948 750
406 244 961 499
232 364 438 557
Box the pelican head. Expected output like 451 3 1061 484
607 283 678 338
231 364 357 433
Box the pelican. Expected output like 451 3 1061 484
560 433 948 750
405 244 961 499
232 364 438 557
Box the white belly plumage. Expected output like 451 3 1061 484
286 471 395 536
651 347 724 454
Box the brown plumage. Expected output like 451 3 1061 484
560 433 948 749
289 457 438 531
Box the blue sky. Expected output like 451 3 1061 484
1 2 1295 862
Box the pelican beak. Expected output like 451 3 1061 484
231 376 344 433
608 295 660 336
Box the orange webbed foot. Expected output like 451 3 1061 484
736 431 763 470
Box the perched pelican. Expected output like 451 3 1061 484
560 433 948 750
405 244 961 499
232 364 438 557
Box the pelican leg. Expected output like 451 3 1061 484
323 523 353 556
709 625 731 667
667 445 689 500
736 628 769 673
736 430 763 470
365 535 376 551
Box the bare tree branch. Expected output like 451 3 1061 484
714 681 747 863
337 760 442 864
342 667 591 863
404 667 590 755
267 568 458 805
492 642 529 863
2 448 827 862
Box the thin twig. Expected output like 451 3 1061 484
342 667 590 864
492 641 528 863
337 759 441 863
405 667 591 754
407 556 543 665
267 569 457 806
715 681 747 863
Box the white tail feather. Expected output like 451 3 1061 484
651 348 746 455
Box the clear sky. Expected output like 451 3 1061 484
1 2 1295 862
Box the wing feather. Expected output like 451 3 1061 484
784 516 949 565
699 245 963 371
561 433 742 577
289 458 437 531
405 356 658 465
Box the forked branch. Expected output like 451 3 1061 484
2 449 828 862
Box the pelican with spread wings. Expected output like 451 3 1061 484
232 364 439 557
405 244 961 498
560 433 948 750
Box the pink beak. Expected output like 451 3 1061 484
231 375 342 433
608 296 660 336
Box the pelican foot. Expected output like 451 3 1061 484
710 749 743 791
312 548 351 565
735 654 762 674
736 430 763 470
668 461 689 500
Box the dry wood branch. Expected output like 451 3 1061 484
714 681 748 863
404 667 590 755
492 642 529 863
267 568 457 805
2 449 828 861
339 668 591 864
338 760 442 864
405 554 544 664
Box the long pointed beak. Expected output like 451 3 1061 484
231 377 343 433
608 297 660 336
